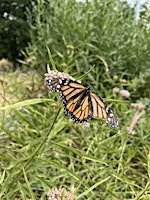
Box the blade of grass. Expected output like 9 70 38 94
76 65 95 81
112 174 141 189
1 126 25 146
77 176 111 199
18 181 26 200
135 181 150 200
51 142 108 166
42 159 80 181
23 168 36 200
46 46 57 71
0 98 53 111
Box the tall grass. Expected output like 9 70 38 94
0 0 150 199
0 68 150 199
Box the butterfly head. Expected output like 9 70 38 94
44 71 75 92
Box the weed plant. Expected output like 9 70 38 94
0 0 150 199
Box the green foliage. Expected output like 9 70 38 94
25 0 150 103
0 0 150 199
26 0 150 73
0 67 150 199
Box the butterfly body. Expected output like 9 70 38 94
59 80 92 123
45 73 119 128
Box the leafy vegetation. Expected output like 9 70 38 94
0 0 150 199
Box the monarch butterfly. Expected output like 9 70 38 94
45 71 119 128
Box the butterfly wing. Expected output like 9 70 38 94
90 92 119 128
45 72 119 128
59 80 92 122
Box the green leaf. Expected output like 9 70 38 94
0 99 53 110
